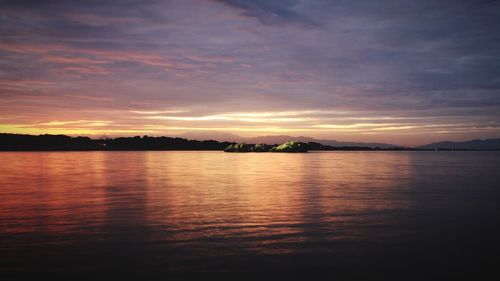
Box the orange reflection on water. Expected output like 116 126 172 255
0 152 112 235
141 151 412 254
0 151 412 255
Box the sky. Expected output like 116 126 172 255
1 0 499 146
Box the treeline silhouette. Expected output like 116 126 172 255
0 134 232 151
0 133 443 151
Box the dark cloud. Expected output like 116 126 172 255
214 0 318 26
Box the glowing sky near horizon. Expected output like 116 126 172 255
1 0 500 146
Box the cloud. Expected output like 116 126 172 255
214 0 318 26
0 0 499 145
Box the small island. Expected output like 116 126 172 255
224 141 309 153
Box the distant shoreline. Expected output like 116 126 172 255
1 133 499 152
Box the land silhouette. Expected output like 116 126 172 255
1 133 499 151
224 141 309 152
417 138 500 150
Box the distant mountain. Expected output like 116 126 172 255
246 135 398 148
319 139 399 149
418 138 500 150
246 135 318 145
182 132 398 148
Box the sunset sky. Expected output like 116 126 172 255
1 0 499 146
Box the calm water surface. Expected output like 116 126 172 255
1 151 499 278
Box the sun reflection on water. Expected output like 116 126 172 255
0 151 412 256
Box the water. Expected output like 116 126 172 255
1 151 499 278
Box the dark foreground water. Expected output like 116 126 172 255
0 151 499 279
